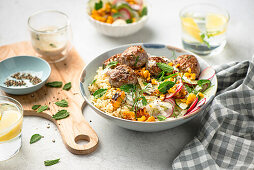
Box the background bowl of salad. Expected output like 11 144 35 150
80 43 218 132
87 0 149 37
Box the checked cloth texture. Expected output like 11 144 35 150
172 60 254 170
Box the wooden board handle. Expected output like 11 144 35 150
24 104 99 155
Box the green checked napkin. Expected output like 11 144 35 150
173 60 254 169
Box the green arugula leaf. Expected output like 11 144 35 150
95 0 103 10
63 82 71 91
106 61 118 69
141 7 147 17
134 56 140 67
30 134 43 144
46 81 62 88
55 99 68 107
52 110 70 120
185 84 193 93
44 159 60 166
93 88 108 99
37 105 49 113
140 96 147 106
32 105 41 110
158 81 175 93
157 63 173 73
157 115 167 121
91 79 97 85
201 33 211 48
120 84 135 93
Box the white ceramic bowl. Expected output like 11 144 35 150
86 1 149 37
80 43 217 132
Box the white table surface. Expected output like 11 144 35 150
0 0 253 169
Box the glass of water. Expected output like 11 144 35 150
0 96 23 161
180 3 229 56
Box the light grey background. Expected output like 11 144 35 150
0 0 253 169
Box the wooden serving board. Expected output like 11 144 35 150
0 41 99 155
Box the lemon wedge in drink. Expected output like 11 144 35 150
206 14 227 36
181 17 202 42
0 110 22 142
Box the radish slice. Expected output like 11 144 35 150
118 8 132 20
199 67 215 80
130 4 142 10
196 98 206 108
165 83 183 98
164 98 175 106
187 97 198 113
163 98 175 118
185 107 200 116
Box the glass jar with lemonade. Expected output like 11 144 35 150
0 96 23 161
180 3 229 56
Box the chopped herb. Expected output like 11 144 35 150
52 110 70 120
91 79 97 85
113 12 121 18
162 73 178 81
95 0 103 10
55 99 68 107
201 33 211 48
32 105 41 110
134 56 140 67
143 81 148 86
44 159 60 166
141 7 147 17
126 19 132 23
158 81 175 93
49 43 56 48
30 134 43 144
63 82 71 90
37 105 49 113
140 96 148 106
157 63 173 73
120 84 135 93
185 84 193 93
197 79 211 86
93 88 108 99
157 115 167 121
106 61 118 69
46 81 62 88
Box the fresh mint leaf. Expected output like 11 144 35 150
52 110 70 120
158 71 165 82
32 105 41 110
157 63 173 73
30 134 43 144
141 96 147 106
93 88 108 99
162 73 178 81
46 81 62 88
201 33 211 48
55 99 68 107
141 7 147 17
157 115 167 121
185 84 192 93
106 61 118 69
197 79 211 86
95 0 103 10
120 84 135 93
126 19 132 23
158 81 175 93
37 105 48 113
44 159 60 166
63 82 71 91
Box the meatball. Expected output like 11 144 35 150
173 55 200 78
103 53 121 68
119 46 148 68
146 56 171 77
107 65 137 88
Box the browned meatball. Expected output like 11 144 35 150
146 56 171 77
173 55 200 78
107 65 137 88
119 46 148 69
103 53 121 68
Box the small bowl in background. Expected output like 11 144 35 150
86 0 150 37
0 56 51 95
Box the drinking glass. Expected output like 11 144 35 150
28 10 72 63
180 3 229 56
0 96 23 161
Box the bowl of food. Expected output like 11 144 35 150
87 0 149 37
0 56 51 95
80 43 217 132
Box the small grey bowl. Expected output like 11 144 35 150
0 56 51 95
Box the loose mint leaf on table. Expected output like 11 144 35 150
106 61 118 69
30 134 43 144
32 105 41 110
93 88 108 99
55 99 68 107
52 110 70 120
44 159 60 166
157 63 173 73
46 81 62 88
157 115 167 121
95 0 103 10
158 81 175 93
63 82 71 90
37 105 49 113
